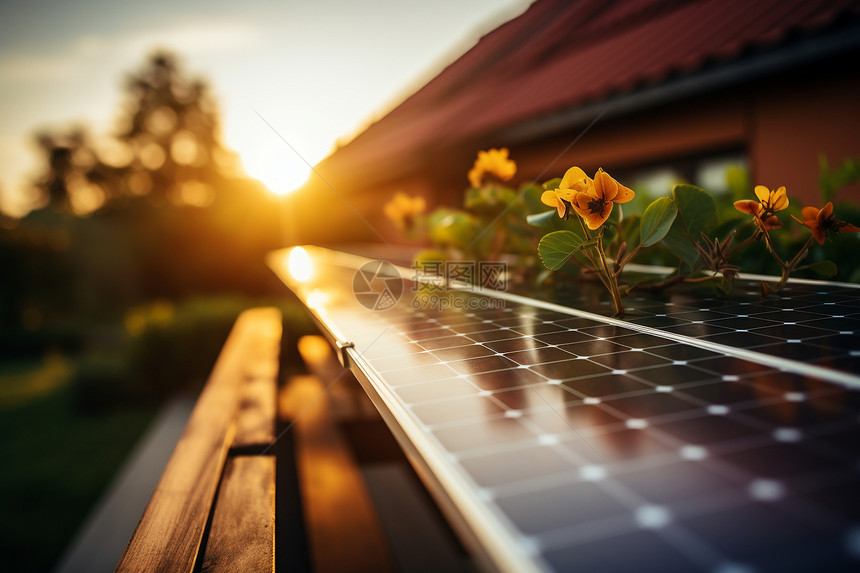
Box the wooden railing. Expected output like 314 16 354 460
115 308 282 573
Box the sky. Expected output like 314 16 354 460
0 0 530 214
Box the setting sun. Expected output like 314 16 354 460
240 144 311 196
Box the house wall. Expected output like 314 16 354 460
750 69 860 205
293 57 860 246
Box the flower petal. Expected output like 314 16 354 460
584 202 613 229
560 166 588 190
800 206 820 221
754 185 770 202
761 215 782 230
772 186 788 211
734 200 760 215
570 193 592 220
572 190 595 210
812 226 826 245
541 190 559 208
593 168 617 201
468 167 482 188
612 183 635 204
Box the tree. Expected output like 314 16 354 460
118 52 233 206
28 51 239 214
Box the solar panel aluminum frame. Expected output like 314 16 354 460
344 344 543 573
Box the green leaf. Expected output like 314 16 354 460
538 230 585 271
542 177 562 190
520 183 546 214
797 260 838 277
673 184 716 237
464 185 518 216
617 213 641 250
710 216 745 242
664 184 716 265
527 210 559 229
640 197 678 247
662 224 701 267
427 208 480 251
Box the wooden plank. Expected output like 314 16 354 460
233 316 280 448
233 375 277 448
115 308 282 573
279 372 395 573
201 456 276 573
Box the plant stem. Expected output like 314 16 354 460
759 226 786 269
575 216 624 316
595 232 625 317
723 230 759 259
761 234 815 295
575 218 602 273
615 243 641 276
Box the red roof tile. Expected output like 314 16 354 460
320 0 860 178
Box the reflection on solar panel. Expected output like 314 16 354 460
270 247 860 573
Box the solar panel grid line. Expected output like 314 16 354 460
372 306 848 436
404 270 852 356
268 248 860 572
382 344 832 434
430 308 852 568
359 316 753 569
444 396 852 540
445 285 860 389
478 435 787 511
378 328 840 565
399 341 612 465
450 404 738 569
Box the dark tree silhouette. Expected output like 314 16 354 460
119 51 229 206
28 52 238 213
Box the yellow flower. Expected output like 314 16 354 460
792 202 860 245
734 185 788 230
384 191 426 230
540 166 592 220
551 167 634 229
755 185 789 212
468 148 517 188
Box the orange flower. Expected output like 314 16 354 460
468 148 517 188
734 185 788 230
540 166 592 220
734 200 782 230
570 168 634 229
792 202 860 245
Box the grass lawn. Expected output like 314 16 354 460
0 356 157 573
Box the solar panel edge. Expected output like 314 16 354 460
342 345 547 573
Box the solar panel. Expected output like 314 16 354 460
269 247 860 573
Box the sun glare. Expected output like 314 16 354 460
241 144 311 196
288 246 312 282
